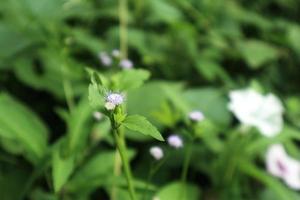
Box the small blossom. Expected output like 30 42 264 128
150 146 164 160
98 52 112 66
266 144 300 190
119 59 133 69
105 102 116 110
93 111 103 121
152 197 160 200
106 93 124 105
188 110 205 122
167 134 183 149
228 88 284 137
112 49 120 58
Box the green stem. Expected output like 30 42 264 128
111 148 122 200
119 0 128 59
142 162 155 200
113 127 137 200
180 143 193 200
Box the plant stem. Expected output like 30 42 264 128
180 143 193 199
119 0 128 59
113 127 137 200
111 148 122 200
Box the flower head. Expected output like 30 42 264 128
93 111 103 121
104 92 124 110
119 59 133 69
150 146 164 160
266 144 300 190
112 49 120 58
228 88 284 137
188 110 205 122
167 134 183 149
98 52 112 66
106 93 124 105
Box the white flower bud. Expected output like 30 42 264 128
99 52 112 66
167 134 183 149
93 111 103 121
150 146 163 160
189 110 205 122
119 59 133 69
105 102 116 110
112 49 120 58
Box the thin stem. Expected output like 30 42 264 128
143 156 168 200
63 79 74 112
142 162 155 200
113 127 137 200
180 143 193 199
111 148 122 200
119 0 128 58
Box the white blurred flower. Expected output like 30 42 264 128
112 49 120 58
228 88 284 137
152 197 160 200
105 102 115 110
93 111 103 121
188 110 205 122
99 52 112 66
119 59 133 69
104 92 124 110
167 134 183 149
150 146 163 160
266 144 300 190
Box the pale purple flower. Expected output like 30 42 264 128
93 111 103 121
189 110 205 122
119 59 133 69
104 92 124 110
167 134 183 149
112 49 120 58
106 93 124 105
266 144 300 190
150 146 163 160
99 52 112 66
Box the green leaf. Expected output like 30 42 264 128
52 145 75 193
237 40 279 69
66 96 93 154
88 83 104 108
157 182 201 200
67 150 136 192
0 93 48 164
287 25 300 54
112 69 150 91
122 115 164 141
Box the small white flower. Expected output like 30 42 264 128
112 49 120 58
228 88 284 137
93 111 103 121
167 134 183 149
106 93 124 105
266 144 300 190
99 52 112 66
104 102 116 110
152 197 160 200
188 110 205 122
150 146 164 160
119 59 133 69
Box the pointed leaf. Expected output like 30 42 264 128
122 115 164 141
